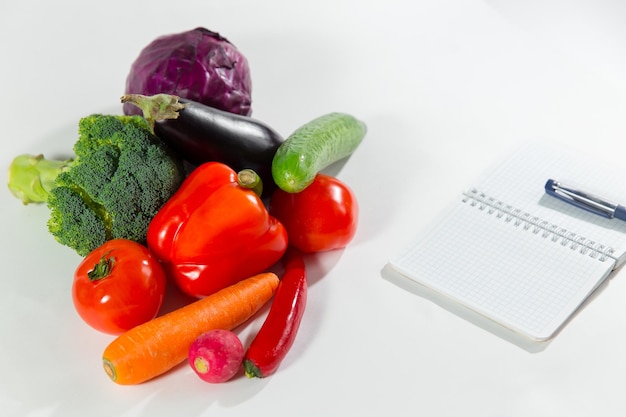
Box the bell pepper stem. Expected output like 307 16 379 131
237 169 264 197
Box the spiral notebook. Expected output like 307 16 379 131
386 142 626 343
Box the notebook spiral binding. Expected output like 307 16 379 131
462 188 616 262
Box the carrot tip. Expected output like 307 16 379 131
103 358 117 382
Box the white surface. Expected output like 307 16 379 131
3 1 626 416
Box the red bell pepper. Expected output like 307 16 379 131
147 162 288 298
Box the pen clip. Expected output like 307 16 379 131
545 179 617 219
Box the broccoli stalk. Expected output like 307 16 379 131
7 114 185 256
8 154 74 204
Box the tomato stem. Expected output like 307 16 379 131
88 253 115 281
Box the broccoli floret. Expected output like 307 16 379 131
8 114 185 256
47 186 109 256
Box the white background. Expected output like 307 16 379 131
3 1 626 416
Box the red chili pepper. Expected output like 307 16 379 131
146 162 288 298
243 248 307 378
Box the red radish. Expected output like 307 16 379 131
188 329 244 383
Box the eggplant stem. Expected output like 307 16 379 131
120 94 187 133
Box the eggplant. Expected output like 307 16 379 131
121 93 284 196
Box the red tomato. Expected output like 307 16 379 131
269 174 359 253
72 239 167 335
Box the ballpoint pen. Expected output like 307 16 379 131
544 179 626 221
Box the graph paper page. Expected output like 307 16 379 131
389 196 615 341
474 142 626 266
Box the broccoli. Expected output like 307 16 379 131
8 114 185 256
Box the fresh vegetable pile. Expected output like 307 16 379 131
123 27 252 117
7 27 366 385
8 115 185 256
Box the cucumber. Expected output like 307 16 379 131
271 112 367 193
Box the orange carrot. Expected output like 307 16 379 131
102 272 280 385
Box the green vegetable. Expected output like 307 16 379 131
8 154 73 204
7 114 185 256
271 112 366 193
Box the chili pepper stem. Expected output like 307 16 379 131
243 359 263 378
237 169 264 197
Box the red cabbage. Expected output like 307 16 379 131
124 27 252 116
